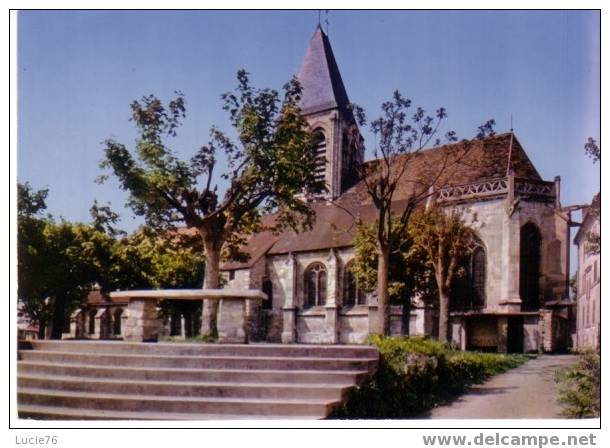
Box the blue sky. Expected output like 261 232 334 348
18 10 600 235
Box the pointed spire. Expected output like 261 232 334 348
297 26 351 117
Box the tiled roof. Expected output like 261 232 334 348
297 26 351 117
222 132 544 269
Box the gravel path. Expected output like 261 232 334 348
424 355 577 419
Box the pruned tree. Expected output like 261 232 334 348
349 91 494 334
351 217 436 335
409 206 472 342
99 70 324 335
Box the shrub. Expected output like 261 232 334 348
555 351 600 418
331 335 529 419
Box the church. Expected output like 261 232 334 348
219 26 573 353
77 26 573 353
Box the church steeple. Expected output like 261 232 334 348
298 26 351 117
297 26 364 200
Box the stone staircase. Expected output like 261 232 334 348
17 340 378 420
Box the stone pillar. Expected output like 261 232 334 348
93 309 106 340
497 316 508 353
324 248 340 344
501 175 522 311
539 310 553 352
120 309 129 339
281 253 298 344
123 299 159 342
69 309 84 339
180 315 186 338
201 300 218 336
367 293 383 334
217 298 247 343
450 317 467 350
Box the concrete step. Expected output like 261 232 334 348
18 387 337 417
18 404 313 420
17 340 379 420
19 350 376 371
18 375 349 400
29 340 379 359
18 361 369 384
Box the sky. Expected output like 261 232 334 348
17 10 600 238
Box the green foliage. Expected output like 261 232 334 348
18 182 49 218
410 207 472 291
111 228 205 290
18 212 116 338
584 137 600 164
332 336 528 418
99 71 324 291
17 182 206 338
555 351 600 418
351 218 436 304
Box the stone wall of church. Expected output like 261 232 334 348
221 192 568 349
453 195 568 312
264 247 378 344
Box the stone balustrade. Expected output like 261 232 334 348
110 289 267 344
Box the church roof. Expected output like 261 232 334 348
298 26 352 117
222 132 546 270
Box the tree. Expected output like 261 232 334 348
351 218 436 335
99 71 324 335
349 92 494 334
409 206 472 342
583 138 600 255
111 227 207 337
18 184 117 338
584 137 600 164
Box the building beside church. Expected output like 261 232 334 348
73 26 574 353
573 193 600 350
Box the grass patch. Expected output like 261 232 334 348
331 335 530 419
555 351 600 418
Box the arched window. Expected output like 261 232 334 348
520 222 541 311
304 262 327 308
451 235 486 310
313 130 326 184
471 246 486 308
343 261 366 306
113 308 123 335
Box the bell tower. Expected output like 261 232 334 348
297 26 364 200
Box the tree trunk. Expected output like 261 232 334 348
37 319 46 340
375 245 391 335
200 234 221 337
438 287 450 343
401 293 411 336
50 298 65 340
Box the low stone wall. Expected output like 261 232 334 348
111 289 267 344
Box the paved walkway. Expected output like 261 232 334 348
425 355 577 419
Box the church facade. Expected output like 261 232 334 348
73 27 574 353
220 26 573 353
